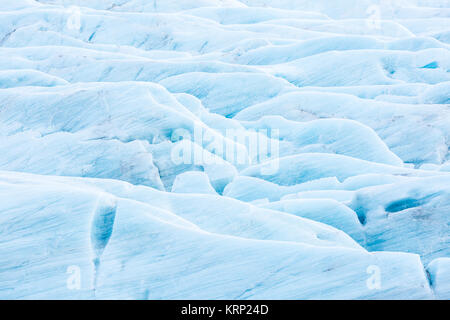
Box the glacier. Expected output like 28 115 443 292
0 0 449 299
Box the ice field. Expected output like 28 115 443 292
0 0 449 299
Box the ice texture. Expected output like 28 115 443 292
0 0 449 299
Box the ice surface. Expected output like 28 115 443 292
349 175 450 263
172 171 217 194
0 0 448 299
427 258 450 299
0 171 434 299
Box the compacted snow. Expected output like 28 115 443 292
0 0 449 299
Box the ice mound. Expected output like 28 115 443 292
0 0 449 299
172 171 217 194
0 171 433 299
427 258 450 299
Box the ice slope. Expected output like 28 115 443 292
225 174 450 262
0 171 433 299
0 0 449 299
349 175 450 263
235 91 450 164
172 171 217 194
260 199 365 243
0 130 165 189
427 258 450 299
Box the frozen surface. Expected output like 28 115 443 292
427 258 450 299
0 0 449 299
